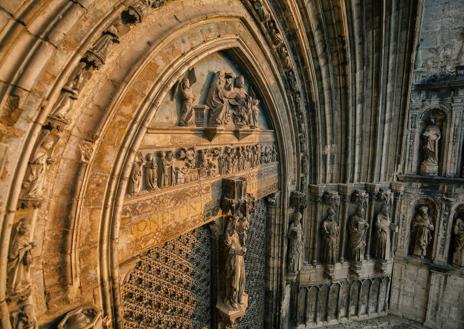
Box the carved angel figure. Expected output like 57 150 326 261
8 218 34 297
23 135 55 199
287 211 304 274
144 153 158 191
411 206 434 258
348 206 369 262
15 304 37 329
452 217 464 267
127 153 143 195
224 217 247 309
374 204 395 260
321 208 339 265
177 69 197 126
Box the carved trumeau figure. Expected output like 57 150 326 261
23 135 55 199
161 151 175 187
15 304 37 329
177 71 196 126
411 206 434 258
127 153 143 195
58 306 102 329
7 218 34 297
420 117 441 176
321 208 339 265
374 204 395 260
287 211 304 274
452 217 464 267
144 153 158 191
224 217 247 309
348 206 369 262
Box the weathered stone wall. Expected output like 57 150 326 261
390 1 464 328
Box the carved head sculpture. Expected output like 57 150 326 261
380 204 390 217
17 218 30 236
235 75 245 88
41 135 55 151
225 72 234 89
419 205 429 216
292 211 303 225
181 77 190 89
327 207 336 221
356 206 365 218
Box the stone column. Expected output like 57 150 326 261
391 183 404 257
365 184 379 260
309 185 324 265
338 184 353 263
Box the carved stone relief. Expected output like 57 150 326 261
420 117 442 176
7 218 34 300
125 143 278 196
321 207 339 266
451 215 464 267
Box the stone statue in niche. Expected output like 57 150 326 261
411 206 435 258
420 117 441 176
144 153 158 191
348 206 369 262
224 216 247 309
452 216 464 267
374 204 396 260
160 151 175 187
176 69 197 126
321 207 339 265
22 135 55 200
14 304 37 329
127 153 143 195
287 211 304 274
58 306 102 329
8 218 34 298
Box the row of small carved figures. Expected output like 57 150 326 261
127 143 278 195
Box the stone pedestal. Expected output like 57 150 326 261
350 261 368 277
217 293 249 325
376 259 393 274
194 105 208 127
420 161 438 176
324 263 344 280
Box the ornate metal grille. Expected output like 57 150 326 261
122 225 212 329
238 199 267 329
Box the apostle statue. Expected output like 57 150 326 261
127 153 143 195
420 117 441 176
321 207 339 265
160 151 175 187
8 218 34 297
224 217 246 309
287 211 304 274
374 204 396 260
348 206 369 262
411 206 434 258
144 153 158 191
452 217 464 267
23 135 55 199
